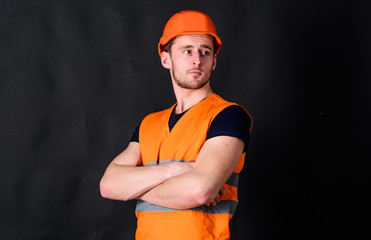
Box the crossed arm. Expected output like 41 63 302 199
99 136 244 209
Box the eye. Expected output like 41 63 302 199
184 50 191 54
201 50 210 56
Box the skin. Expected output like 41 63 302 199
100 34 244 208
161 34 217 113
165 35 216 90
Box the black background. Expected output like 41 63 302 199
0 0 370 239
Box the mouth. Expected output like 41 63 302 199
188 69 202 76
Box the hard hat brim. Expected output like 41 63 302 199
158 32 222 56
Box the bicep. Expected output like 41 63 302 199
111 141 142 167
194 136 244 188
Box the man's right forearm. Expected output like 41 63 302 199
100 161 194 201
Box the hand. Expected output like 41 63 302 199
205 185 227 207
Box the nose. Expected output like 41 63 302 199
192 52 201 66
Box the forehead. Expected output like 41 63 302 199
172 34 214 48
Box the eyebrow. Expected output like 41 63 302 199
201 45 212 50
180 45 213 50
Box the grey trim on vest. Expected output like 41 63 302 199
226 172 239 188
135 199 238 215
145 159 240 188
144 159 192 166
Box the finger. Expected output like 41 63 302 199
211 200 217 207
215 194 221 203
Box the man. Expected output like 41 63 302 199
100 10 252 240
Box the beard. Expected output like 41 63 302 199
171 68 212 90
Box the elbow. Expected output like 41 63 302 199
99 177 118 200
189 185 215 206
99 177 132 201
99 178 112 199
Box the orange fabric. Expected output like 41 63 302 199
158 10 222 56
234 152 245 173
137 93 247 240
136 211 232 240
220 185 238 202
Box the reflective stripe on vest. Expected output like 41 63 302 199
136 199 238 215
144 159 240 188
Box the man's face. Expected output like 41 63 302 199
162 34 217 90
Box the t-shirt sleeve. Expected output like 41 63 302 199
129 124 140 143
207 105 252 152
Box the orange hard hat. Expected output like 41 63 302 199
158 10 222 56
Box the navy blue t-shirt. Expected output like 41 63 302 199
130 105 251 152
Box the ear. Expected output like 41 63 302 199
161 51 172 69
212 54 217 70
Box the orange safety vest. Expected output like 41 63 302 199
136 93 250 240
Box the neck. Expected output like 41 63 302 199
172 82 214 114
